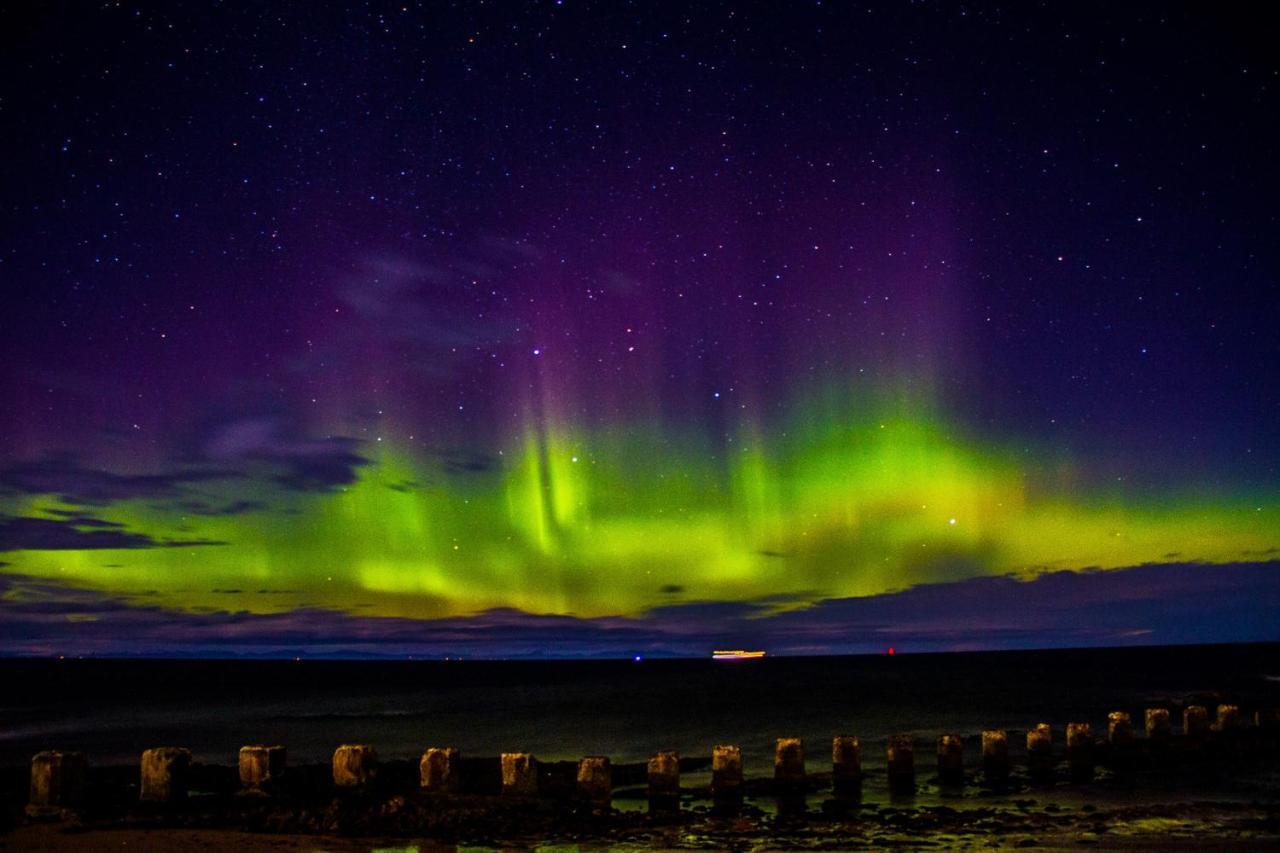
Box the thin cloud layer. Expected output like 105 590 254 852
0 454 231 506
0 515 226 552
1 560 1276 658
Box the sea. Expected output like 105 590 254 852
3 643 1278 779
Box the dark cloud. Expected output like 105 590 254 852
173 499 268 516
41 511 124 528
0 454 232 506
0 515 226 552
434 449 497 475
196 416 370 493
1 561 1277 658
268 437 369 492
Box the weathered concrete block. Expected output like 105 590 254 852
1066 723 1093 780
886 734 915 792
1026 723 1052 756
774 737 805 788
1144 708 1171 743
238 745 285 790
1108 711 1133 746
1215 704 1240 731
711 745 743 807
647 750 680 808
419 747 460 792
332 744 377 787
981 730 1009 780
1026 723 1053 776
1066 723 1092 754
936 734 964 784
29 751 86 811
832 735 861 786
1183 705 1209 738
140 747 191 803
501 752 538 796
576 756 611 807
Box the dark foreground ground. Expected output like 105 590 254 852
3 733 1280 850
3 802 1279 851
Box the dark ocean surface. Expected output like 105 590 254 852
3 644 1278 778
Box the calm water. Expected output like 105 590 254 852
3 644 1278 773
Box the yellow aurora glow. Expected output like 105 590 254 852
5 387 1274 622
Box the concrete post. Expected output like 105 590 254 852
774 738 805 789
1144 708 1171 745
1183 705 1209 739
886 734 915 793
1108 712 1133 746
711 745 743 810
28 751 86 813
576 756 611 808
1256 708 1280 750
140 747 191 803
501 752 538 797
238 745 285 791
981 730 1009 781
1065 723 1093 781
936 734 964 785
832 735 861 795
1026 723 1053 778
647 750 680 811
419 747 460 793
332 744 377 787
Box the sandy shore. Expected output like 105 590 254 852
5 799 1280 851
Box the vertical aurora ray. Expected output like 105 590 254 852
3 379 1273 624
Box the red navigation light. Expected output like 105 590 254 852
887 646 896 656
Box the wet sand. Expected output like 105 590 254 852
5 799 1280 851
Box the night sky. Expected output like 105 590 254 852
1 2 1276 657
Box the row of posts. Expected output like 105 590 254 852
27 703 1272 814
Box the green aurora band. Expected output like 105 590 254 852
5 383 1274 622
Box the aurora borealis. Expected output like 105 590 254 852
1 2 1277 657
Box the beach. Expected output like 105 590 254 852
3 645 1279 848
